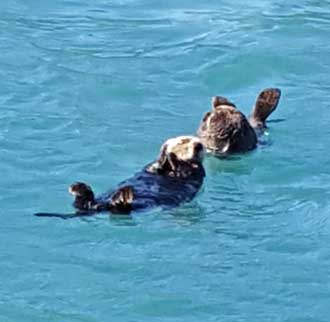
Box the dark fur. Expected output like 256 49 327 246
70 158 205 215
198 105 257 155
197 88 281 156
35 148 205 218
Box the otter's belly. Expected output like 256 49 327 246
98 170 203 211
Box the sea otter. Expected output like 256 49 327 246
35 136 205 218
197 88 281 156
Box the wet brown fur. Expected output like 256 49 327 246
198 103 257 155
197 88 281 156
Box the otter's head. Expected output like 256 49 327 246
197 97 248 154
198 96 238 135
159 136 204 164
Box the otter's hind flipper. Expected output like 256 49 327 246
250 88 281 128
212 96 236 109
109 186 134 214
69 182 97 211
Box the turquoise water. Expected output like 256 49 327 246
1 0 330 321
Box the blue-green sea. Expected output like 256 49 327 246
1 1 330 321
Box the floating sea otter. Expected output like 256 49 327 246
35 136 205 218
197 88 281 156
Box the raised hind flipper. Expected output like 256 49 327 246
249 88 281 128
109 186 134 214
69 182 98 211
212 96 236 109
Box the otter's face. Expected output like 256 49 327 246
197 98 243 154
198 106 237 136
198 96 238 136
160 136 204 163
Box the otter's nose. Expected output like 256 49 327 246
194 142 204 152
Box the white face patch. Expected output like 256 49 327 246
161 136 204 162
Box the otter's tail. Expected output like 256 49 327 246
250 88 281 128
109 186 134 214
34 211 96 219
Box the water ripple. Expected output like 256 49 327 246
1 1 330 321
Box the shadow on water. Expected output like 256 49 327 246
204 153 257 176
267 118 286 124
108 202 206 227
57 203 207 228
202 123 280 176
162 201 206 226
108 213 138 226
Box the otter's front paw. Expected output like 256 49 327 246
109 186 134 215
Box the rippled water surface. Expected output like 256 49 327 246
1 1 330 321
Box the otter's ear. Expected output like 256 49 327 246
202 112 211 122
198 112 212 134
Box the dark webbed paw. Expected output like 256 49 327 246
162 152 179 173
161 153 195 179
148 152 179 176
109 186 134 214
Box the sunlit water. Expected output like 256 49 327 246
1 1 330 321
